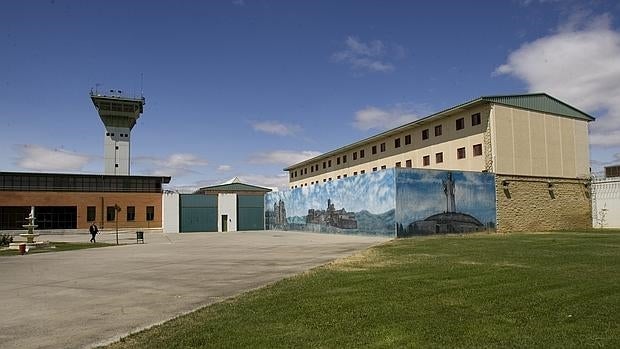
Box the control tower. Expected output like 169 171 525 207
90 89 145 175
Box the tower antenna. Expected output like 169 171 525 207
140 73 144 98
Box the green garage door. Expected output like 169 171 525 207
180 194 217 232
237 195 264 231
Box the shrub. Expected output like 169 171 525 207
0 234 13 247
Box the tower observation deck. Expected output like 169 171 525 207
90 89 145 175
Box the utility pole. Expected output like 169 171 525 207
114 204 121 245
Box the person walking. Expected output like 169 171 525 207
89 222 99 243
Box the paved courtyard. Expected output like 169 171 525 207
0 230 388 349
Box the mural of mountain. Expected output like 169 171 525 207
355 209 395 233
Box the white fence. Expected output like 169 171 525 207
592 177 620 228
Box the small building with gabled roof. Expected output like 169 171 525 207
163 178 272 233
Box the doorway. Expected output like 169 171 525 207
221 215 228 232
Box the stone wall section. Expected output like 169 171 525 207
495 174 592 232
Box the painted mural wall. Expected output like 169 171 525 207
265 168 497 237
265 169 396 236
395 168 496 237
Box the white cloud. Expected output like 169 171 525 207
494 14 620 146
136 153 209 177
332 36 402 73
217 164 232 171
251 150 321 166
252 121 301 136
14 144 91 171
353 105 421 131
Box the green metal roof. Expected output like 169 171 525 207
195 182 272 193
284 93 595 171
480 93 594 122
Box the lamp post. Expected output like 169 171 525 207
114 204 121 245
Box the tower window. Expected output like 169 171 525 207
115 164 119 168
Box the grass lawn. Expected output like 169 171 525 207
0 242 115 256
105 231 619 348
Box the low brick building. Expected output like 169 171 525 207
0 172 170 230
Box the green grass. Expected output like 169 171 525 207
105 231 620 348
0 242 115 256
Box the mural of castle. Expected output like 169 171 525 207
396 169 496 237
264 169 395 236
306 199 357 229
265 199 287 229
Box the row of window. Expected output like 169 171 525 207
290 144 483 188
87 206 155 222
0 174 164 193
290 113 482 179
106 132 129 138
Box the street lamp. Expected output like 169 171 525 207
114 204 121 245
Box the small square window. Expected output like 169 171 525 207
380 143 386 152
87 206 96 222
395 162 401 168
473 143 483 156
372 146 377 155
115 146 119 150
323 179 327 182
353 171 358 176
106 132 110 136
456 118 465 130
435 125 442 137
406 160 412 168
337 175 341 179
436 152 443 163
343 174 347 178
328 177 332 181
405 135 411 145
422 129 429 140
373 167 378 172
395 138 401 148
381 165 386 170
360 170 365 174
423 155 430 166
471 113 481 126
115 164 119 168
126 206 135 221
360 149 365 158
457 147 466 159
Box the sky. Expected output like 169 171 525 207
2 0 620 191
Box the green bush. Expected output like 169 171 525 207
0 234 13 246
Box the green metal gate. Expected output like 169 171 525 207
237 194 264 231
179 194 217 232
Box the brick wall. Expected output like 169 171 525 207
0 191 162 229
495 175 592 232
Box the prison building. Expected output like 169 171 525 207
284 93 594 232
0 172 170 230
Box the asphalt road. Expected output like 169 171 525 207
0 230 388 349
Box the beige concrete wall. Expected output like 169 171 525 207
289 106 490 188
492 105 590 179
495 175 592 232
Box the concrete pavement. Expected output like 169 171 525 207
0 231 389 349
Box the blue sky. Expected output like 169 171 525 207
2 0 620 190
